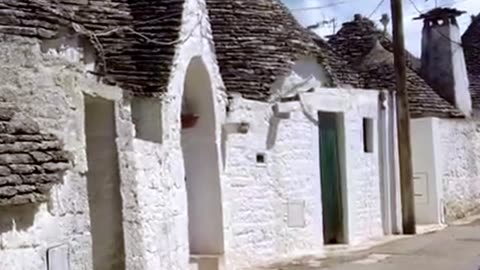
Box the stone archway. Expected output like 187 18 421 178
181 56 224 255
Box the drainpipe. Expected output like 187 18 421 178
379 90 402 235
389 91 403 234
379 90 393 235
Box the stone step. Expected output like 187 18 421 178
189 261 199 270
190 254 224 270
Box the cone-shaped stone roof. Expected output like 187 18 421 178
206 0 362 100
329 15 463 118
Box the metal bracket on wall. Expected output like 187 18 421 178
223 122 250 134
272 103 292 119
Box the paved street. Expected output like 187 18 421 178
268 218 480 270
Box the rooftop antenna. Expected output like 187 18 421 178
380 13 390 34
306 17 338 35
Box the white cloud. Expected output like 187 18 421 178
284 0 480 56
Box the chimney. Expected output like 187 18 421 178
415 8 471 116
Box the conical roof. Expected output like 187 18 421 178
206 0 361 100
329 15 462 118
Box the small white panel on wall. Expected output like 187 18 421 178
286 200 306 228
414 173 429 204
47 244 70 270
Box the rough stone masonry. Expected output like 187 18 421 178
0 106 71 206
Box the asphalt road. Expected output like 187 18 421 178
274 219 480 270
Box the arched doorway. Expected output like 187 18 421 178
181 56 224 255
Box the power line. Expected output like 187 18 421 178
407 0 422 14
406 0 469 17
407 0 480 51
368 0 386 19
290 1 347 12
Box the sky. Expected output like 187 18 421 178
282 0 480 56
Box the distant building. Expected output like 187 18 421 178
328 9 480 225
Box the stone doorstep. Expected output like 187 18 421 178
190 254 224 270
189 261 199 270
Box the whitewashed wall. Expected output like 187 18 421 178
412 116 480 223
125 0 228 268
222 87 383 269
437 118 480 221
411 118 444 224
301 89 383 245
0 34 127 270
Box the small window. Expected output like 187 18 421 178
256 153 266 165
131 97 163 143
363 118 374 153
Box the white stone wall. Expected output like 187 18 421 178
411 118 444 225
0 34 125 270
124 0 228 268
223 88 383 269
437 118 480 220
302 89 383 245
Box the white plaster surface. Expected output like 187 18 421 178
411 118 444 224
222 87 384 269
437 118 480 221
123 0 229 269
449 24 472 116
412 116 480 223
0 33 136 270
0 35 98 270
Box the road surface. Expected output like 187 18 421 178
271 218 480 270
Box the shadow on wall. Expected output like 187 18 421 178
0 204 38 234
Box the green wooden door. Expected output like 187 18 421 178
318 112 345 244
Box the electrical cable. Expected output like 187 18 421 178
368 0 387 19
290 1 348 12
407 0 480 51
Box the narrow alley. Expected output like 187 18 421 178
267 218 480 270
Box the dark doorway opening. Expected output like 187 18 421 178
318 111 346 245
85 96 125 270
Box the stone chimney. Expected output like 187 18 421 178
415 8 471 116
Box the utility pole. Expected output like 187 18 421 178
390 0 416 234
